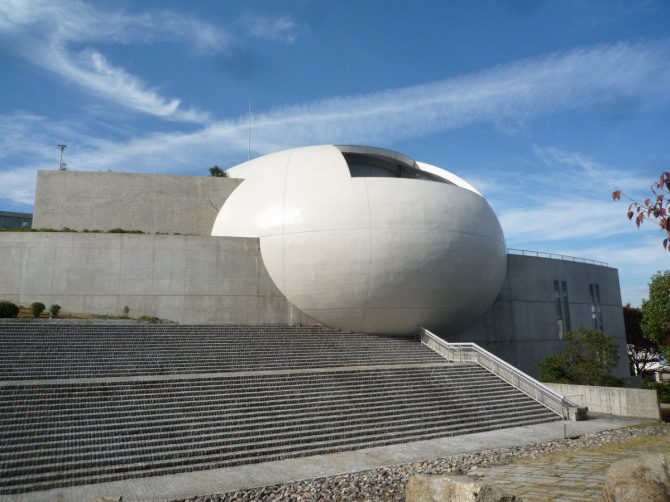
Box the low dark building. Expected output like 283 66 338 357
0 211 32 230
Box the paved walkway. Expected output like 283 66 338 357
473 432 670 501
0 415 658 502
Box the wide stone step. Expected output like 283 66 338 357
0 389 530 439
1 383 521 422
0 391 543 449
0 372 504 408
0 401 555 465
0 377 515 418
1 408 558 478
0 413 559 494
0 355 449 378
0 365 494 397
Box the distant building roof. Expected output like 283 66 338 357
0 210 33 218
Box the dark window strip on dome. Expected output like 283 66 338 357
341 152 449 184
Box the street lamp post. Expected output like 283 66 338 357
58 144 66 170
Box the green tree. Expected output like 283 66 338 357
538 328 623 386
30 302 46 318
0 301 19 318
209 165 229 177
624 304 663 375
641 271 670 365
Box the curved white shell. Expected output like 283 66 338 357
212 145 506 335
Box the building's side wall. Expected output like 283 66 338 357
0 233 318 326
33 171 242 236
0 211 32 229
453 254 628 378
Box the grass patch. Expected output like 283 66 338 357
2 306 171 323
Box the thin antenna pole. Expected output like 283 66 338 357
58 144 66 170
247 99 251 161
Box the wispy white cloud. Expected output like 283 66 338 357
240 15 299 44
531 146 651 194
0 112 82 174
0 167 38 207
497 197 653 245
533 147 605 182
157 13 233 55
491 143 668 293
0 0 228 122
58 49 192 120
240 40 670 148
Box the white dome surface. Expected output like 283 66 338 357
212 145 506 335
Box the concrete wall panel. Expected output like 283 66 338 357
546 383 660 420
33 171 242 235
0 233 319 326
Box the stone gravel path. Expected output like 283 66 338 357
472 433 670 501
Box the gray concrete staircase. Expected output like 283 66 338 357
0 324 561 494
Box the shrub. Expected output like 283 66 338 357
0 301 19 318
49 304 61 318
122 306 130 318
30 302 46 318
139 316 161 323
209 165 229 177
537 328 624 386
641 379 670 403
107 228 144 234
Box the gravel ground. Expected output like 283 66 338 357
172 424 669 502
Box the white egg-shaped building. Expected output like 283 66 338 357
211 145 507 335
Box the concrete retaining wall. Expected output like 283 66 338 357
546 383 660 420
453 254 628 378
0 232 317 326
33 170 242 236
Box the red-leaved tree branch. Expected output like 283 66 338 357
612 172 670 251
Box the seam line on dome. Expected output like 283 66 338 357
279 149 293 295
362 178 373 333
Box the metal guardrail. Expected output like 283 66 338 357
507 248 608 267
419 327 580 420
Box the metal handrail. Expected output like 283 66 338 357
419 327 579 420
507 248 608 267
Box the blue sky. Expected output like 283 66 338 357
1 0 669 307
